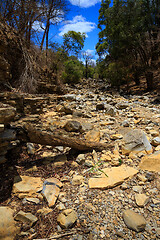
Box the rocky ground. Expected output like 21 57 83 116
0 79 160 240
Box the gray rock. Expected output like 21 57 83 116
27 143 35 155
122 129 152 154
116 101 129 109
64 120 82 132
123 209 146 232
105 104 116 117
15 210 38 226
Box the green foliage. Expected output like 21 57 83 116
96 0 160 90
62 58 83 84
63 31 86 57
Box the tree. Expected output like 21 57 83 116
62 31 86 57
40 0 68 53
82 51 94 79
96 0 160 91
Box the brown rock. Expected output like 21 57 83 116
85 130 100 143
72 175 84 185
89 165 138 189
57 209 78 228
0 207 19 240
135 194 149 207
13 175 43 197
139 151 160 172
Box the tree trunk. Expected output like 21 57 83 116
20 124 113 151
145 71 153 91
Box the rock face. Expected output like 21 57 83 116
139 151 160 172
0 207 18 240
122 129 152 155
123 209 146 232
42 178 62 207
57 209 78 228
89 165 138 189
0 103 17 164
0 103 16 124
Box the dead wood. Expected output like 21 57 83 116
23 124 113 151
33 231 77 240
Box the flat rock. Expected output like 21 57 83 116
89 165 138 189
13 175 43 197
139 151 160 172
57 209 78 228
135 194 149 207
0 206 19 240
123 209 146 232
15 210 37 226
42 178 62 207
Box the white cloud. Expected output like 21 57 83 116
69 0 101 8
86 49 95 55
32 21 45 32
59 15 96 36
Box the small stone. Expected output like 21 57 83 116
84 160 94 167
76 154 85 164
96 103 105 110
121 183 128 190
110 134 123 140
152 137 160 146
25 198 40 204
57 209 78 228
37 207 52 215
85 130 100 143
15 211 37 226
72 175 84 186
135 194 149 207
56 202 65 210
133 186 143 193
149 130 159 137
122 120 130 127
26 143 35 155
123 209 146 232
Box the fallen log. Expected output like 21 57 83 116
21 123 113 151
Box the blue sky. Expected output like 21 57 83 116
57 0 102 59
33 1 103 60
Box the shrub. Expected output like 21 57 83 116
62 59 83 84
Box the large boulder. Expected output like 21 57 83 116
0 207 19 240
122 129 152 155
